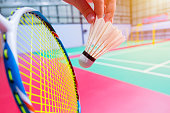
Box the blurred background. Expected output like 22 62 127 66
0 0 169 48
0 1 170 113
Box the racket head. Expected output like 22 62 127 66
1 7 80 113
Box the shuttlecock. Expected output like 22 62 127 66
79 18 125 68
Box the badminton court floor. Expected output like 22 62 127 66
68 40 170 95
67 40 170 113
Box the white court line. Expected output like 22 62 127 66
103 42 170 58
69 46 147 56
95 62 170 78
103 46 152 57
144 60 170 72
68 45 148 56
99 58 170 69
68 51 82 56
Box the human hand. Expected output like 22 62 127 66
64 0 116 24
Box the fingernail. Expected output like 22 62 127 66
87 14 95 23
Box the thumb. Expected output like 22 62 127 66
64 0 96 23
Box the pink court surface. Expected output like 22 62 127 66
1 53 170 113
74 67 170 113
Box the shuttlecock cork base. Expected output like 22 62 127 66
79 51 96 68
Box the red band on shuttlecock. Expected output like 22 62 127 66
82 51 96 62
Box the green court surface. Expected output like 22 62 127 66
66 40 156 56
67 40 170 95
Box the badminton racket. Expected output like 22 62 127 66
0 7 80 113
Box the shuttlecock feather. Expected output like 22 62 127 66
79 18 125 68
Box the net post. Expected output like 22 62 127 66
152 23 156 45
126 28 130 46
136 25 139 43
136 23 143 43
130 27 133 46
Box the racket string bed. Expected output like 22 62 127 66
17 13 78 113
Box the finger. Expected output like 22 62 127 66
93 0 104 18
104 0 116 22
64 0 96 23
86 0 93 3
